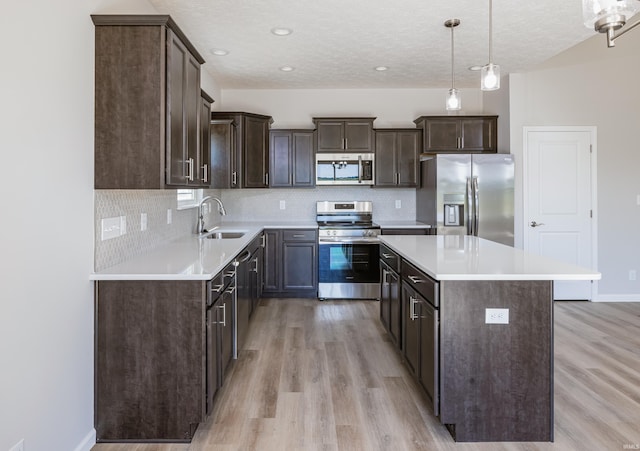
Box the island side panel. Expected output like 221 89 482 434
439 280 553 442
95 280 207 442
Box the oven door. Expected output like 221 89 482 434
318 241 380 283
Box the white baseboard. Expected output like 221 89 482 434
74 429 96 451
593 294 640 302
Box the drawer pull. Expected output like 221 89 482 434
410 296 418 320
293 234 306 238
381 253 394 259
408 275 424 284
219 303 226 327
211 284 224 294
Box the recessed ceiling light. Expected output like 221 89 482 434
210 48 229 56
279 65 295 72
374 66 389 71
468 65 483 71
271 27 293 36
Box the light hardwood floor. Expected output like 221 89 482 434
92 300 640 451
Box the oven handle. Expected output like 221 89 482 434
318 239 380 245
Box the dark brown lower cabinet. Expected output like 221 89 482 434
262 228 318 298
380 260 401 347
95 280 206 442
95 262 240 443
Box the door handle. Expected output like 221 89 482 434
530 221 545 228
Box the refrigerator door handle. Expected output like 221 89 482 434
473 176 479 236
466 177 473 235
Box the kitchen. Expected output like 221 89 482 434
2 1 640 451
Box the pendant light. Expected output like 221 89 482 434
582 0 640 47
481 0 500 91
445 19 461 111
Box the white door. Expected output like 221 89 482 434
523 127 597 300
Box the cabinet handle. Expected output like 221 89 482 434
186 158 195 181
219 303 226 327
461 136 464 149
223 270 236 280
410 296 418 320
232 171 237 186
382 268 388 285
408 275 424 284
202 164 208 183
342 138 346 150
381 253 394 259
395 173 399 185
261 234 266 248
251 257 258 272
211 283 224 294
225 286 236 295
293 234 306 238
264 173 269 186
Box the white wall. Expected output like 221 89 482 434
0 0 222 449
219 88 484 128
506 31 640 300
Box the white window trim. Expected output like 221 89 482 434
177 188 203 210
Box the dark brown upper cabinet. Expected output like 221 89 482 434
269 130 315 188
92 15 206 189
209 112 272 189
199 91 214 185
374 129 420 187
313 118 375 153
413 116 497 153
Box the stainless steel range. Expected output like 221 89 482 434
316 201 380 300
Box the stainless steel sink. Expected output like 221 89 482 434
205 231 245 239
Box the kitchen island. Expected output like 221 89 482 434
378 234 601 443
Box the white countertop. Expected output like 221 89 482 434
379 235 601 281
91 222 319 281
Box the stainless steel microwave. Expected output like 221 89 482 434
316 153 375 185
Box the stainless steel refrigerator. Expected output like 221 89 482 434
416 154 515 246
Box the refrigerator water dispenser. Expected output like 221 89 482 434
444 203 463 226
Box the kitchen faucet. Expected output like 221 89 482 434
196 196 226 234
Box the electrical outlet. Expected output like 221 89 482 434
279 200 286 210
395 200 401 209
167 208 172 224
140 213 147 231
485 308 509 324
9 439 24 451
630 270 637 281
101 217 121 241
120 216 127 235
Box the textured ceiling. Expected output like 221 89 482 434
148 0 596 89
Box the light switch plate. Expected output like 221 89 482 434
141 213 147 231
485 308 509 324
120 216 127 235
395 200 401 209
167 208 172 224
279 200 286 210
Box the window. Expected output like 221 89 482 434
177 189 203 210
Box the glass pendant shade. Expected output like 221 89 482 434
582 0 640 30
481 63 500 91
446 88 461 111
444 19 461 111
481 0 500 91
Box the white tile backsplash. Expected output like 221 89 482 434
218 187 416 222
94 186 415 271
94 189 222 271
